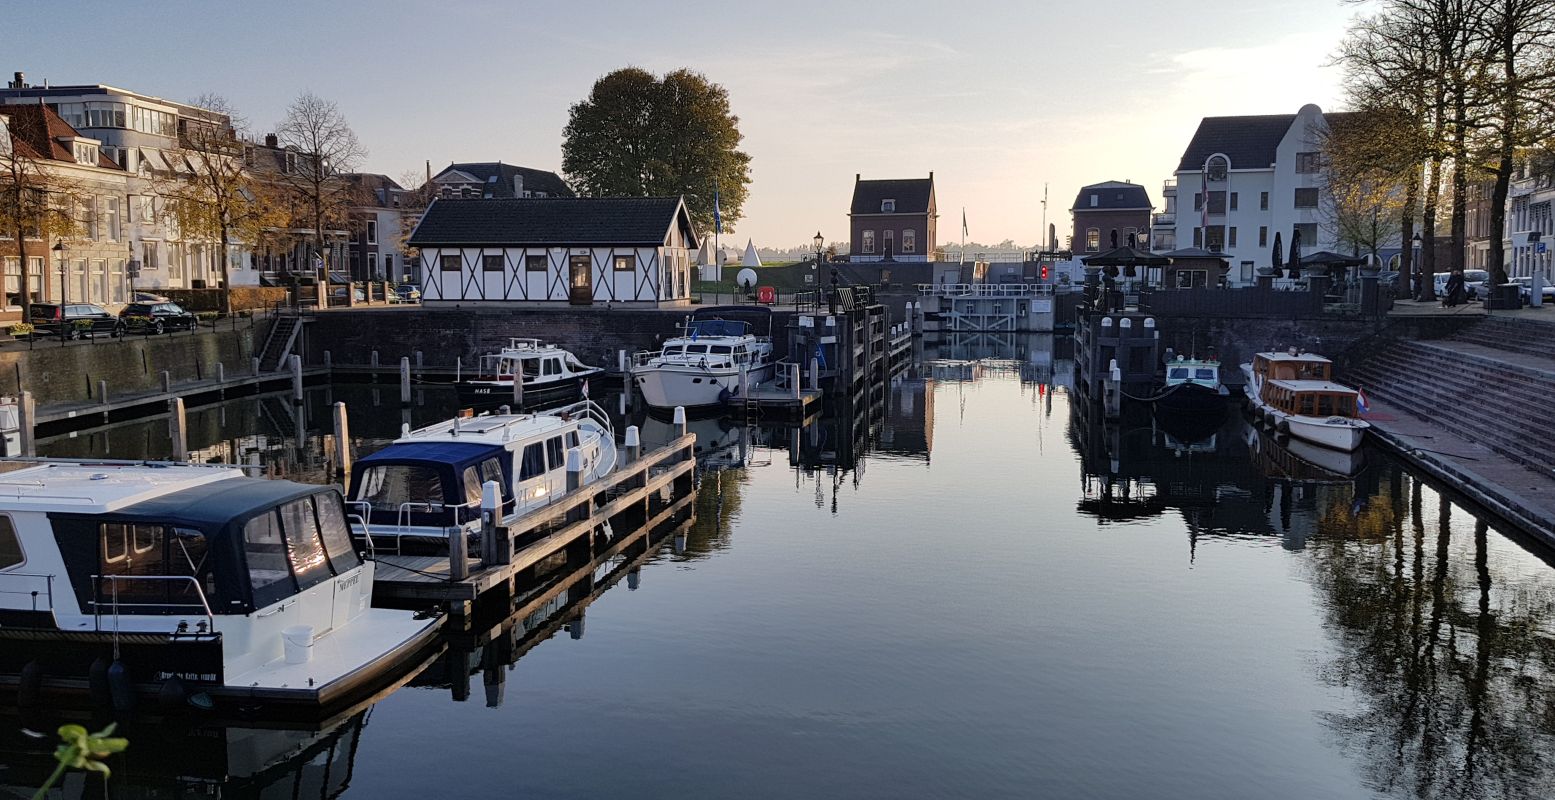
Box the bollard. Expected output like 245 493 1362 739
370 350 379 369
169 397 188 461
448 526 469 582
331 401 351 484
415 350 424 369
18 391 35 457
512 367 525 407
215 361 225 384
97 379 108 406
479 479 504 566
624 425 641 465
810 357 820 391
673 406 687 438
455 356 461 383
401 422 411 438
565 448 586 524
252 356 261 376
618 349 627 375
400 357 412 406
791 362 801 400
290 354 303 404
323 350 332 369
161 370 172 395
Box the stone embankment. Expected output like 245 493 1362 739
1345 316 1555 546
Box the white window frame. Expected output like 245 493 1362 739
862 230 875 254
366 219 378 245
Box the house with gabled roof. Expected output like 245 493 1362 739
1172 104 1367 286
430 162 574 200
848 173 936 263
1071 181 1153 255
407 196 697 307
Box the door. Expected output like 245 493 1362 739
515 441 548 510
568 255 592 305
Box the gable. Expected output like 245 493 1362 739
851 177 934 215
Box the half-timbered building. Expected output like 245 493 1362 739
408 196 698 307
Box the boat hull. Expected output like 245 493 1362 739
1240 363 1369 452
455 370 599 407
1154 383 1227 414
632 363 775 410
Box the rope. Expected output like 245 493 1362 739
1119 382 1193 404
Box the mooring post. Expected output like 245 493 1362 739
370 350 379 369
673 406 687 438
791 363 801 400
455 356 461 383
252 356 261 376
400 357 411 406
331 401 351 484
161 370 172 395
415 350 424 369
512 366 525 407
18 391 35 457
565 448 586 525
809 357 820 392
290 354 303 404
323 350 332 370
480 479 506 566
448 526 469 582
624 425 641 466
169 397 188 461
97 379 108 407
215 361 225 384
617 349 627 375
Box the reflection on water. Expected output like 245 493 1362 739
15 333 1555 798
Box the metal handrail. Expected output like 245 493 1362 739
396 500 477 530
92 574 215 632
0 571 55 611
917 283 1058 296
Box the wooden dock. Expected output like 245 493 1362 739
371 431 697 612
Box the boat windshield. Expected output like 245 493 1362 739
687 319 749 338
1169 367 1189 380
355 464 445 511
1195 367 1216 380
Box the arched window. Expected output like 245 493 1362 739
1207 155 1229 181
1085 228 1100 252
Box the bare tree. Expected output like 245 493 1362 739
274 91 366 276
0 107 85 319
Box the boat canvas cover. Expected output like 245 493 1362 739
50 479 333 614
349 441 512 524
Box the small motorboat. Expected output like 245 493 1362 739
456 339 602 406
1154 356 1230 414
630 308 776 411
1240 350 1370 452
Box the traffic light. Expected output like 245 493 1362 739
1041 264 1050 280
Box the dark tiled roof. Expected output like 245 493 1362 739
409 196 688 247
1071 181 1152 211
435 162 575 198
850 176 934 215
1176 114 1297 172
342 173 405 208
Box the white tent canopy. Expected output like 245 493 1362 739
742 239 762 268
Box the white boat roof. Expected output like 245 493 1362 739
399 412 573 446
1167 359 1219 367
0 462 241 513
1256 351 1333 363
1267 379 1358 394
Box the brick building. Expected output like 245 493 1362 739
1071 181 1152 254
848 173 936 262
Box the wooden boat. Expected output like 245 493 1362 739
1239 350 1369 452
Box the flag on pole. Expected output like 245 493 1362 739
1199 158 1210 233
962 208 968 240
714 185 722 235
581 378 589 398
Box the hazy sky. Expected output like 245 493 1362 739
8 0 1356 248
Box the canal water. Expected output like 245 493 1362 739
11 334 1555 799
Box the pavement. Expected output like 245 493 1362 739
1388 297 1555 320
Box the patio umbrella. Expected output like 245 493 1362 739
1083 246 1170 280
1271 231 1284 278
1287 228 1303 279
1297 250 1366 271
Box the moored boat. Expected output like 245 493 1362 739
1155 356 1230 414
345 401 617 554
1240 350 1370 452
456 339 602 406
0 461 442 714
630 307 776 411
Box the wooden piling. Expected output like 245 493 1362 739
18 391 35 457
448 526 469 582
97 379 108 406
809 357 820 391
331 401 351 483
512 365 525 407
290 354 303 404
400 357 412 406
169 397 188 461
624 425 641 465
251 357 261 376
161 370 172 394
323 350 332 369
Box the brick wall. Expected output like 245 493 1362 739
2 327 258 407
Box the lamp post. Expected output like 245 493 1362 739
813 231 824 272
1411 232 1425 300
52 240 68 304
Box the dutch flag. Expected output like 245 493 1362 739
1357 387 1370 415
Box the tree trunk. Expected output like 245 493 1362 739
15 226 29 322
1488 30 1518 287
1449 86 1469 272
1420 157 1441 301
1401 169 1418 299
219 222 233 317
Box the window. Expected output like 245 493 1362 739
73 142 98 166
482 254 504 272
366 220 378 244
1229 192 1238 211
461 467 483 506
526 254 548 272
903 229 916 253
1228 227 1238 248
1294 188 1319 208
1124 227 1138 247
546 436 566 470
1295 152 1321 173
1192 227 1202 248
355 464 444 510
279 499 330 591
881 199 896 213
314 494 361 574
1193 193 1203 212
84 198 99 240
1206 155 1228 181
143 243 159 272
1205 225 1226 253
1294 223 1318 243
1206 191 1226 214
862 230 875 253
1260 192 1269 211
440 254 461 272
1090 194 1099 208
0 515 21 569
519 442 546 480
105 197 120 241
614 254 634 271
244 511 295 608
479 458 504 487
1241 261 1255 283
883 229 894 253
1259 226 1268 247
1085 228 1100 252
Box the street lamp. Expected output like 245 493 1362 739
1411 232 1424 300
52 240 68 303
813 231 824 269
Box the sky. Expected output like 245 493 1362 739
7 0 1358 249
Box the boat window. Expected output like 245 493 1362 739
280 499 331 591
0 515 20 569
546 436 565 470
710 345 733 355
479 457 504 487
567 431 580 449
519 442 546 480
1168 367 1189 380
544 358 561 376
1316 395 1336 417
355 465 444 510
1194 368 1216 380
93 523 216 614
103 522 129 563
1298 395 1315 415
521 359 541 378
313 494 362 574
686 344 708 354
168 527 214 608
132 523 157 554
244 511 297 607
461 467 483 507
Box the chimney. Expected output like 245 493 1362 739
513 173 524 197
264 133 278 148
8 72 24 89
855 173 860 182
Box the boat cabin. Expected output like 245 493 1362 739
1165 358 1220 386
1251 352 1332 382
478 339 592 383
1261 380 1359 419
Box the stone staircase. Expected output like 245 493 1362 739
1343 317 1555 473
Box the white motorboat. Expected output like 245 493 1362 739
456 339 602 406
1240 350 1370 452
345 400 617 553
630 308 776 410
0 462 442 713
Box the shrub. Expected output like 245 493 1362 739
196 311 220 322
72 319 95 331
8 322 34 336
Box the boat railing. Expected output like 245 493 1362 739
503 338 546 352
397 500 477 530
0 571 55 611
345 502 389 557
91 574 216 633
544 399 616 442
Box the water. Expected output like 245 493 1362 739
14 335 1555 799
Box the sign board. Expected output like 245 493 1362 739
1538 242 1548 254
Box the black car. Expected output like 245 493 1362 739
28 302 125 339
119 301 197 335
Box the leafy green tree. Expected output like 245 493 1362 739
562 68 751 234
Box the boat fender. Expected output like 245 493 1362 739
88 657 112 709
108 660 135 713
17 660 43 708
1276 420 1291 435
717 387 733 405
158 677 189 711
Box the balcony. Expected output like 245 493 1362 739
1152 212 1175 227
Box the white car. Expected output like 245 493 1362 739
1433 270 1489 299
1511 276 1555 302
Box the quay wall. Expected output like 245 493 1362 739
3 328 258 408
300 307 800 370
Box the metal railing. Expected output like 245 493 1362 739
0 571 55 611
92 574 216 632
917 283 1058 296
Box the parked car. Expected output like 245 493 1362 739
1511 276 1555 302
395 284 421 303
1433 270 1490 300
119 301 197 334
133 291 170 303
332 287 367 303
27 302 124 339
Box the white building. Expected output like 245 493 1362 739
408 196 697 307
1171 104 1351 286
1507 165 1553 281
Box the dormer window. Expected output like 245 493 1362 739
1207 155 1229 182
1090 194 1099 207
73 141 98 166
881 199 896 213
